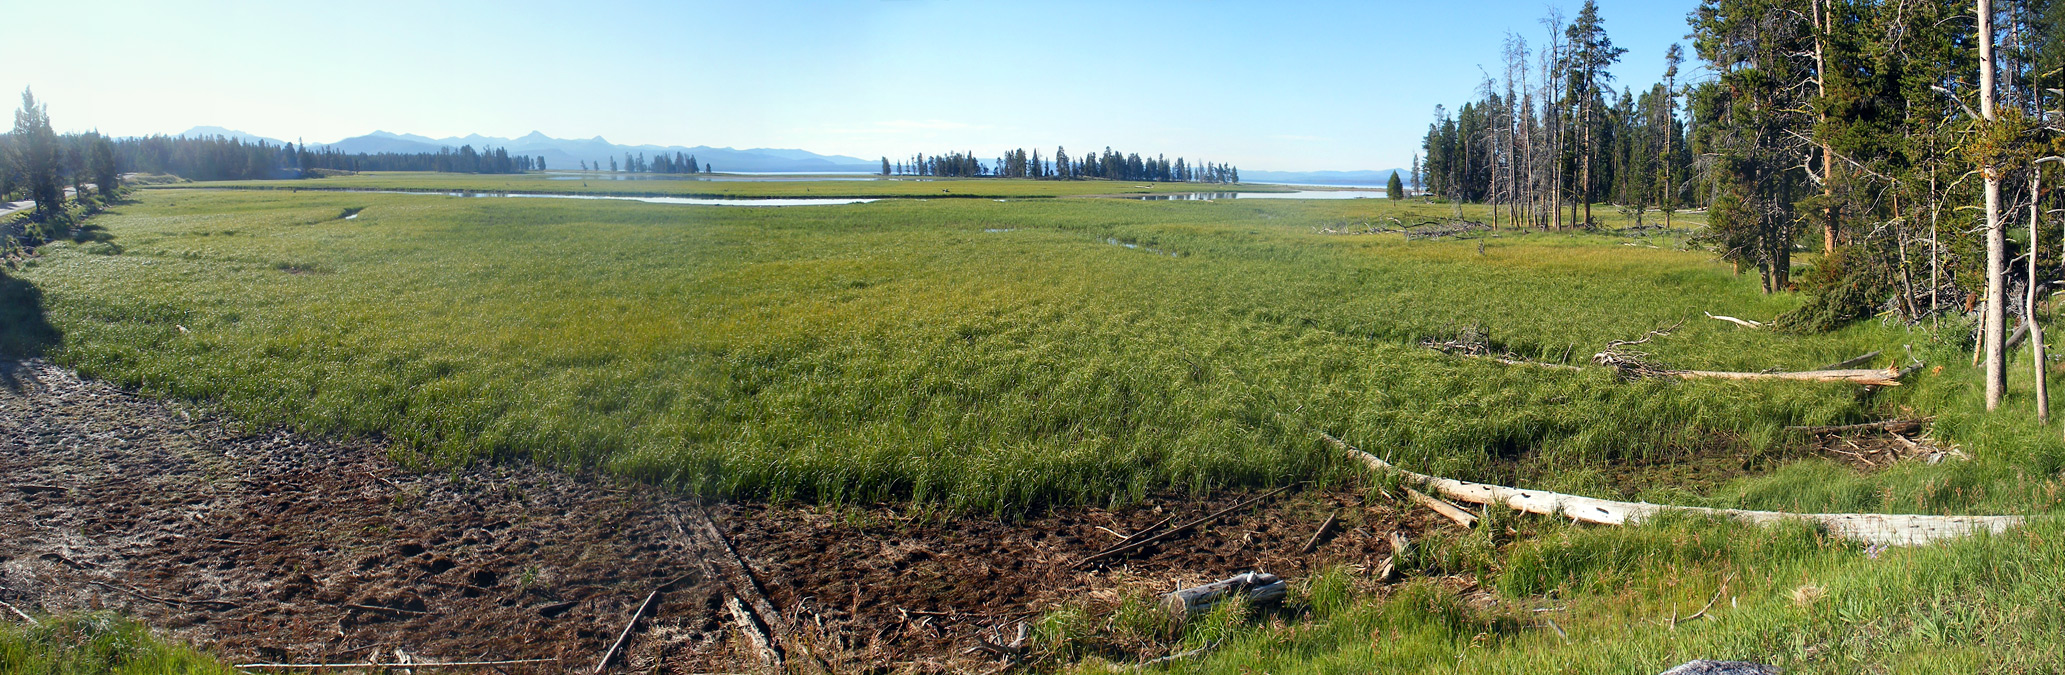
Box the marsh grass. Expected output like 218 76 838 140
0 613 232 674
1122 517 2065 674
22 187 2065 516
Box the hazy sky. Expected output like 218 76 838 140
17 0 1701 172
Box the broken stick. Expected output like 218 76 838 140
1407 488 1478 528
83 579 237 610
1703 311 1764 329
1299 511 1339 553
0 599 37 625
592 574 693 674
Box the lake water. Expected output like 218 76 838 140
1125 190 1385 201
346 190 877 207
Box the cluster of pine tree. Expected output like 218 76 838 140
1418 2 1692 233
1428 0 2065 418
2 89 120 220
881 147 1237 183
592 152 704 174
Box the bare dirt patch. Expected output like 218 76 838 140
0 360 1425 672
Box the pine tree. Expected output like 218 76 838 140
10 88 62 217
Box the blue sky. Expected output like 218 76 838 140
20 0 1701 172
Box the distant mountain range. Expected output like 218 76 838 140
171 127 880 174
1241 169 1408 186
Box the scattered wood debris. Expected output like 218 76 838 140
1075 485 1295 567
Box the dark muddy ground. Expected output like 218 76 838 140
0 360 1428 673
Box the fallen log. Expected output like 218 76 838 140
1703 311 1764 329
235 659 558 670
1318 431 2022 546
727 596 783 671
1668 366 1907 386
1785 419 1926 435
1162 572 1288 618
1406 489 1478 529
1658 661 1779 675
671 508 790 672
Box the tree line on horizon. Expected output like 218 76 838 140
1422 0 2065 420
579 152 708 174
115 135 540 180
880 147 1239 183
1 89 544 189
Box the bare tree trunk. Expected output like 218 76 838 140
1983 0 2008 411
1932 173 1941 332
1897 192 1918 320
1814 0 1838 253
2033 169 2050 422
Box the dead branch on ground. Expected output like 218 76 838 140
1075 485 1295 567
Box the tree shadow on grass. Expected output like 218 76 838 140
0 270 60 389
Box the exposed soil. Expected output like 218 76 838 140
0 359 1429 673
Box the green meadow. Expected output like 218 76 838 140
13 178 2065 672
18 183 2065 514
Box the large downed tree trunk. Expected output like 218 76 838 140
1319 433 2022 546
1668 366 1906 386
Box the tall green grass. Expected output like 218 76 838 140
0 614 232 675
1084 516 2065 674
20 188 2060 514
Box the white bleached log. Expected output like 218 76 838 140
1320 433 2022 547
1703 311 1765 328
1669 367 1905 386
